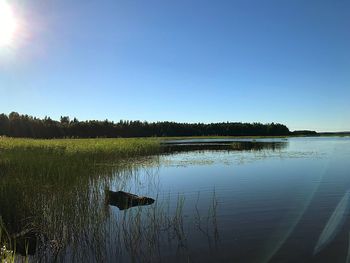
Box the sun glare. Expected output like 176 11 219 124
0 0 17 47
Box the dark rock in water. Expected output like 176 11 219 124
107 190 155 210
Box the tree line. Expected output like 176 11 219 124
0 112 292 138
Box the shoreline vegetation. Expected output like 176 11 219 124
0 138 163 175
1 134 347 169
0 135 223 262
0 137 162 262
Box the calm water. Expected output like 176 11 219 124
1 137 350 262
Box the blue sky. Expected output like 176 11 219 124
0 0 349 131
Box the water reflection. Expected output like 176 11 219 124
162 140 288 153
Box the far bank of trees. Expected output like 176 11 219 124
291 130 317 135
0 112 291 138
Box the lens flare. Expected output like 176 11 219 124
0 0 17 46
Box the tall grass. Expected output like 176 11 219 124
0 218 30 263
0 218 15 263
0 137 223 262
0 137 161 161
0 137 162 261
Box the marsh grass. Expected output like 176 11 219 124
0 137 161 162
0 137 222 262
0 137 162 262
0 218 30 263
0 218 15 263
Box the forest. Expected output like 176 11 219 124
0 112 292 138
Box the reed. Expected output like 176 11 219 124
0 137 161 164
0 137 222 262
0 218 15 263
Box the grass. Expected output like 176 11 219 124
0 137 161 160
0 135 222 262
0 137 163 262
0 217 29 263
0 219 15 263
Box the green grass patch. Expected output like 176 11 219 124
0 137 161 162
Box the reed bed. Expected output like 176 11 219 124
0 137 222 262
0 137 161 161
0 137 162 262
0 219 15 263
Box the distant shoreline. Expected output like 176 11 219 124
1 134 349 142
1 112 349 139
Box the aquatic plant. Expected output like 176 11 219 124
0 137 161 161
0 138 222 262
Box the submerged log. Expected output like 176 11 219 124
107 190 155 210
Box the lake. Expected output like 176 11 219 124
1 137 350 262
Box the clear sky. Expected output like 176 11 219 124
0 0 349 132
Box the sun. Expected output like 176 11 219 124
0 0 17 46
